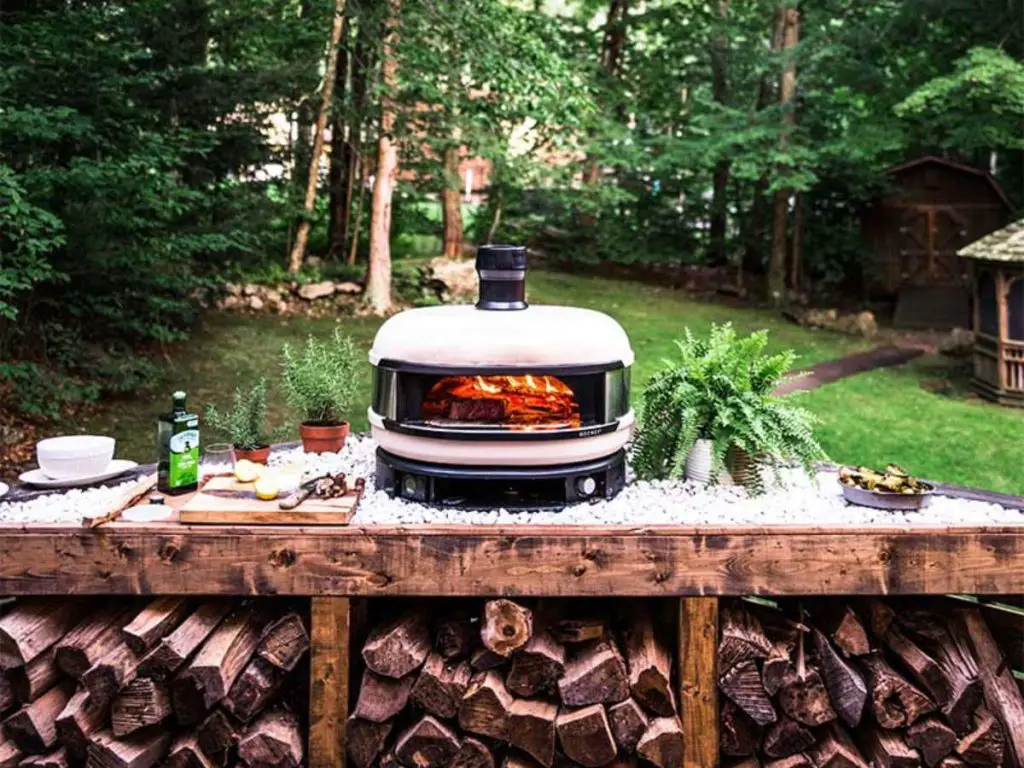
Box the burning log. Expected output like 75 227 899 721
555 704 617 768
137 601 234 681
393 715 460 768
120 599 192 656
236 710 303 768
0 600 83 670
1 680 74 754
409 654 470 719
557 639 628 707
507 633 565 698
352 669 415 723
607 697 649 753
362 611 432 679
482 600 533 657
508 699 558 767
110 678 172 737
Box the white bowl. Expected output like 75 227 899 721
36 435 116 480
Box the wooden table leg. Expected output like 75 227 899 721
679 597 720 768
309 597 350 768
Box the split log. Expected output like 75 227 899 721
720 603 773 672
636 716 684 768
624 609 675 716
882 624 952 710
409 654 471 720
459 670 513 741
54 606 138 680
255 613 309 673
121 598 192 656
936 758 967 768
236 710 303 768
55 691 107 760
0 676 10 717
393 715 460 768
222 657 283 722
812 629 866 728
362 610 431 680
137 601 234 680
507 633 565 698
164 734 215 768
906 717 956 768
864 599 897 640
957 607 1024 765
482 600 533 658
508 699 557 767
955 710 1004 767
470 648 507 671
762 640 795 697
551 618 605 645
345 717 392 768
557 640 628 707
352 669 415 723
19 747 69 768
555 704 616 768
1 681 73 754
85 727 172 768
815 604 870 658
0 740 17 768
450 737 495 768
857 725 921 768
763 717 814 759
608 697 648 753
0 600 83 670
764 757 812 768
82 640 144 709
436 616 477 661
778 665 836 726
172 604 271 721
503 756 544 768
727 759 761 768
901 616 981 736
6 652 60 705
110 678 171 737
859 653 934 729
807 724 869 768
197 709 242 766
719 660 776 726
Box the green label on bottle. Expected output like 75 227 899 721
169 428 199 488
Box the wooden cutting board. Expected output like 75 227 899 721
179 474 360 525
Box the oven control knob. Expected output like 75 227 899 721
403 476 419 497
576 476 597 498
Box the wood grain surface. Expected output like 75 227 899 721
309 597 350 768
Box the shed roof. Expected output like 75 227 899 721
958 218 1024 262
886 155 1014 211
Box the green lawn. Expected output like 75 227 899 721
80 270 1024 494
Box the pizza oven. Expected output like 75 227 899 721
368 244 634 508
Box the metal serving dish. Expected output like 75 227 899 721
840 481 934 511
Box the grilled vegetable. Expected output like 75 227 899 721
839 464 929 495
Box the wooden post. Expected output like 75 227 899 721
309 597 350 768
679 597 719 768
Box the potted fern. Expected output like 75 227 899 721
632 324 827 488
281 329 361 453
205 379 274 464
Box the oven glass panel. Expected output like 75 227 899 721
421 374 581 430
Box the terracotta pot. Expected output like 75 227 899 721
233 444 271 464
300 421 349 454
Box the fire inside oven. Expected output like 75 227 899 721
421 374 581 430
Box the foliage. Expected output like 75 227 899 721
280 329 362 425
632 323 827 483
205 379 272 450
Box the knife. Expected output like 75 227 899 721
278 475 329 510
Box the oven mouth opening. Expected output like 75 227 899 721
421 374 581 431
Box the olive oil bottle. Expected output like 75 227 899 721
157 390 200 495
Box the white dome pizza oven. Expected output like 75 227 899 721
369 244 634 507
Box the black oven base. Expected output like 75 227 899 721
375 448 626 509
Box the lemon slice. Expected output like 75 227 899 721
234 459 260 483
254 475 280 501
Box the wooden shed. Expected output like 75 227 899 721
958 219 1024 406
862 156 1012 328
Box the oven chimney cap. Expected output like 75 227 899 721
476 244 527 311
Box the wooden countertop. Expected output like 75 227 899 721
1 520 1022 597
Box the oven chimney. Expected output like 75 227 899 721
476 244 528 311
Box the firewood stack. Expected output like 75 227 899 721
718 598 1024 768
347 599 682 768
0 597 310 768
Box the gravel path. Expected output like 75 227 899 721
2 435 1022 528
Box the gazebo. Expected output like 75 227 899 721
958 219 1024 406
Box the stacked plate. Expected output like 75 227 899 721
18 435 138 489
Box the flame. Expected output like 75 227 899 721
422 374 581 428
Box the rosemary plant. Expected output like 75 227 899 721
205 378 272 450
280 329 361 425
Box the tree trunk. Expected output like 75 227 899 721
287 0 348 274
442 145 464 259
365 0 401 315
327 21 351 261
767 7 799 306
709 0 730 267
582 0 629 186
345 16 372 265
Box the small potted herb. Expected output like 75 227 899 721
205 379 273 464
632 323 827 488
281 329 361 453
